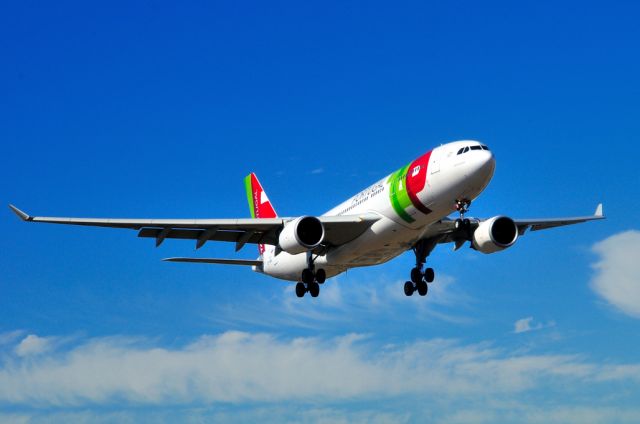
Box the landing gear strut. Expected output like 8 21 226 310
404 238 437 297
455 199 471 219
296 252 325 298
454 198 473 236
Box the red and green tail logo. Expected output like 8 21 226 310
244 173 277 254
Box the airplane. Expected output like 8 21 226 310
9 140 604 298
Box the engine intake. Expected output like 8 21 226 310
278 216 325 254
472 216 518 254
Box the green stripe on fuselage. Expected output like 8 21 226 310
388 164 415 223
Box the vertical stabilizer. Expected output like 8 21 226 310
244 173 277 256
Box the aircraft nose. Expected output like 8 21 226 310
482 150 496 174
470 149 496 180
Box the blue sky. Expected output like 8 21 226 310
2 1 640 422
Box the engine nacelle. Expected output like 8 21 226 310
472 216 518 254
278 216 325 255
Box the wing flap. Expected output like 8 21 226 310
137 228 276 246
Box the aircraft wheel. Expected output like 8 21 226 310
301 268 315 285
315 268 326 284
309 282 320 298
295 282 306 298
454 219 463 230
424 267 435 283
404 281 415 296
410 267 423 284
417 281 428 296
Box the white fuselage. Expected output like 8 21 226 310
259 140 496 281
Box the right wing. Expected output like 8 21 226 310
8 205 380 252
416 203 605 255
512 203 605 233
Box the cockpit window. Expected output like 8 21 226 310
458 145 488 155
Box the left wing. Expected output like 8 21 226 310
8 205 379 252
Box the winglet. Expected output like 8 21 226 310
8 204 31 221
595 203 604 218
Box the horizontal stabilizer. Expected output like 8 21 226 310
163 257 263 266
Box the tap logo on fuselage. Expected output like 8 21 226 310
387 151 432 223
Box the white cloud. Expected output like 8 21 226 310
0 331 639 408
591 230 640 318
437 405 640 424
0 408 413 424
5 404 640 424
0 330 24 346
513 317 555 334
310 167 324 175
514 317 535 333
14 334 56 357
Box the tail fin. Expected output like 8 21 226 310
244 173 277 256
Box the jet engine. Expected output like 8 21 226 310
278 216 325 254
472 216 518 254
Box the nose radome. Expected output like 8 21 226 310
469 150 495 179
480 150 496 177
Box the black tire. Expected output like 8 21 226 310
295 282 306 298
417 281 428 296
301 268 314 285
454 219 462 230
309 282 320 297
404 281 414 296
410 267 423 284
315 268 326 284
424 267 435 283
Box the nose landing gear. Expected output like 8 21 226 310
455 199 471 218
454 199 473 232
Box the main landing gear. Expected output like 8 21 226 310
404 238 437 297
296 253 326 298
404 266 434 297
403 198 474 298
